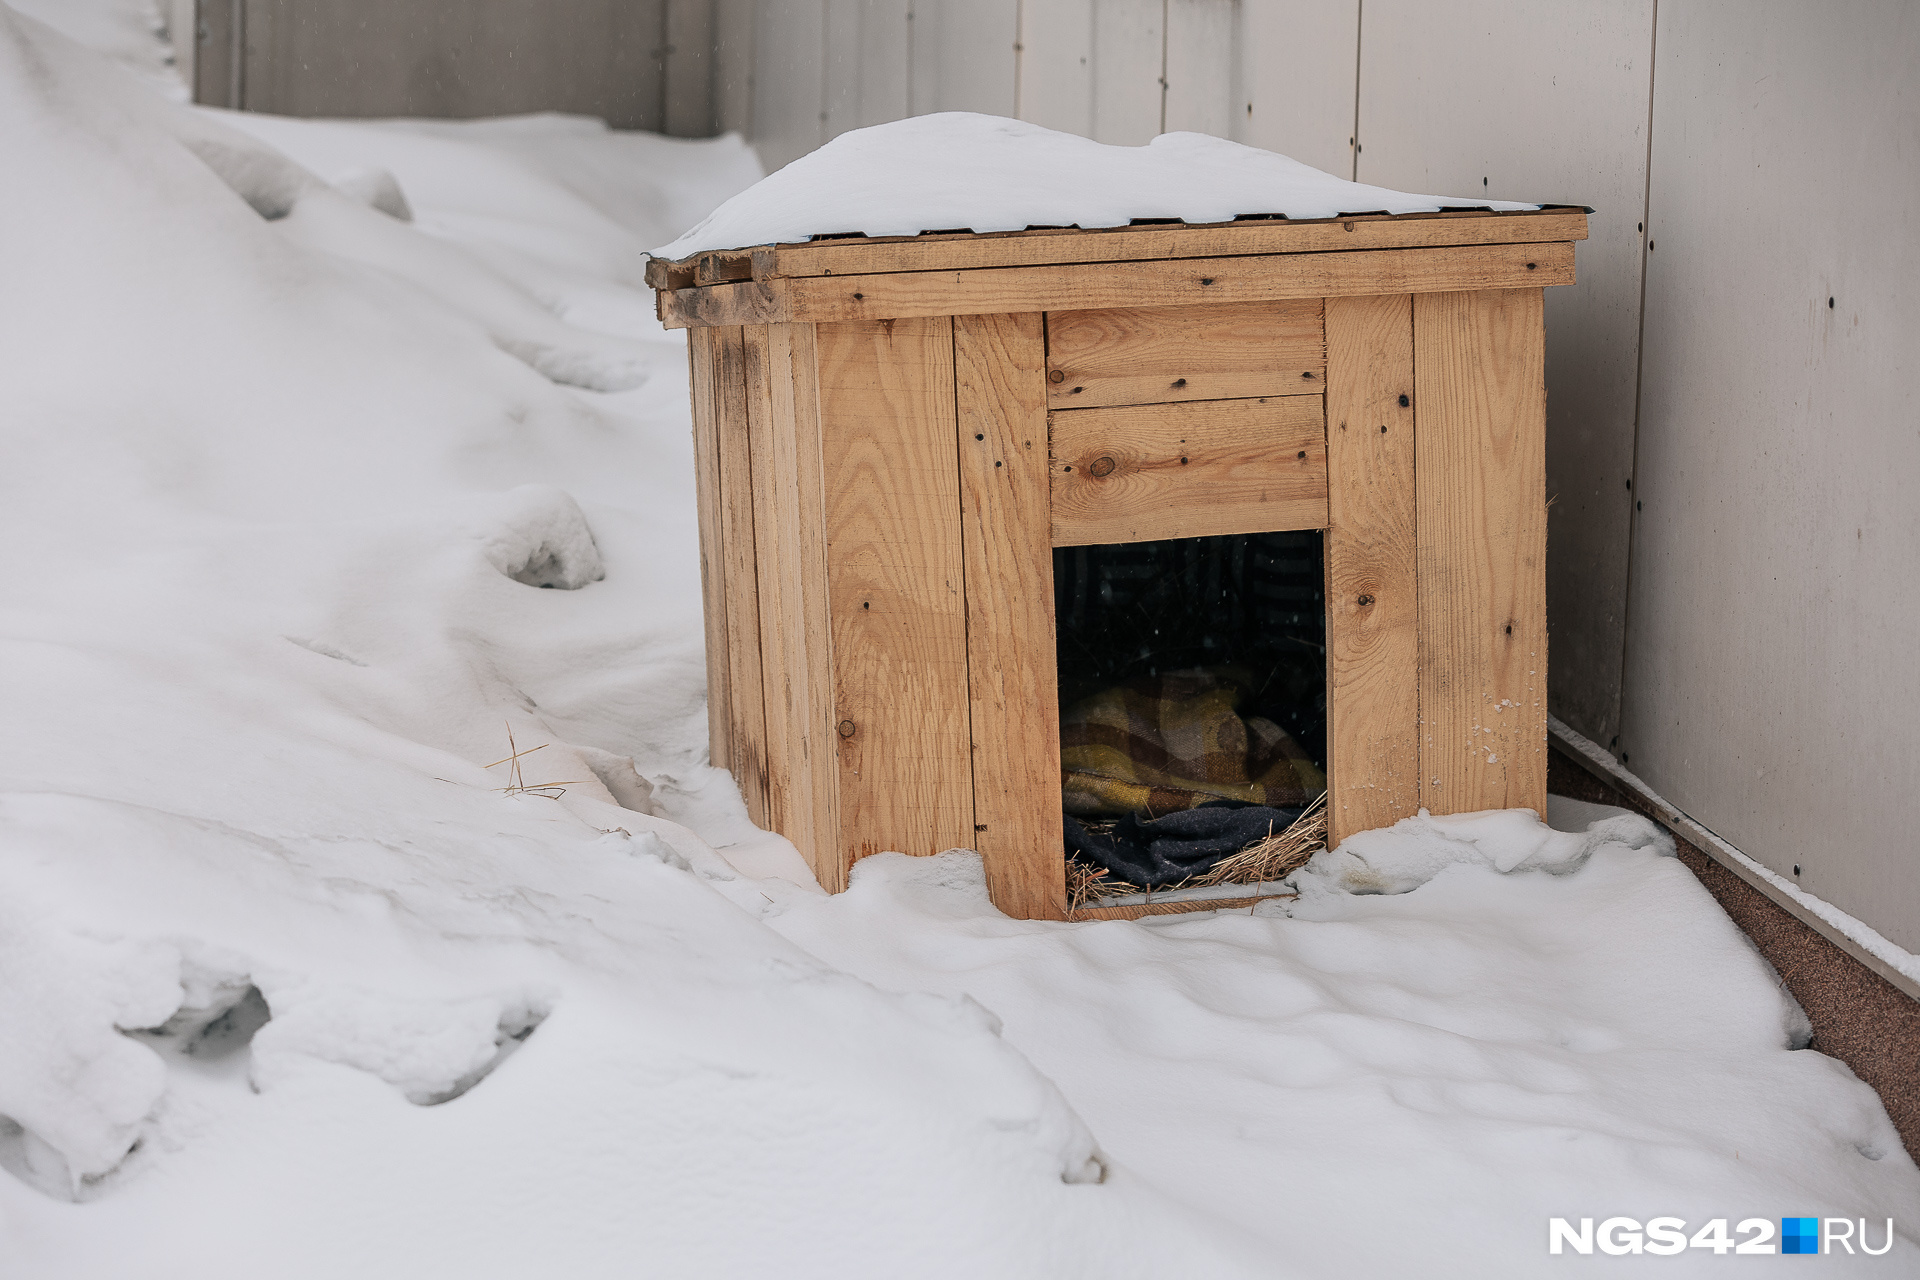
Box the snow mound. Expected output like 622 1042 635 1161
468 484 607 589
655 111 1543 259
1302 806 1674 897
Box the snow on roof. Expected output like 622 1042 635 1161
653 112 1543 261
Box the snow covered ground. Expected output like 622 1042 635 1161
1 7 1916 1277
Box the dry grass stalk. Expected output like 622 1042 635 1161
486 722 593 799
1064 793 1328 911
1064 857 1142 913
1193 792 1327 888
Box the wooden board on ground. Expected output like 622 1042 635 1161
1067 892 1299 922
1049 396 1329 546
1323 294 1421 846
1413 288 1549 816
1045 299 1325 409
818 317 976 880
955 311 1066 921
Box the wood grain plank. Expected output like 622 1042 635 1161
1413 289 1549 816
1049 397 1329 546
955 312 1066 921
686 328 732 774
1323 294 1420 846
785 325 841 882
661 241 1575 328
711 326 770 827
765 209 1589 278
741 327 791 835
744 323 839 880
818 316 975 876
1046 299 1325 409
1066 892 1297 922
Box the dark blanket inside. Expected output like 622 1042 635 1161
1064 800 1305 889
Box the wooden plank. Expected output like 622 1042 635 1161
1413 288 1548 816
1067 892 1298 922
766 209 1588 278
661 240 1576 328
1050 397 1329 546
687 328 733 774
818 317 975 879
744 323 839 881
711 326 770 827
1046 298 1325 409
1323 294 1420 846
954 312 1065 921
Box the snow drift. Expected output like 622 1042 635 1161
1 7 1915 1278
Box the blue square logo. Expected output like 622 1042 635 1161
1782 1218 1820 1255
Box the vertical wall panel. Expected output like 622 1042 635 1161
856 0 913 128
230 0 670 127
1018 0 1095 137
752 0 828 171
822 0 864 137
666 0 718 136
1162 0 1234 137
1232 0 1358 178
1089 0 1164 143
1357 0 1655 750
910 0 1018 117
824 0 912 138
1623 0 1920 951
713 0 755 134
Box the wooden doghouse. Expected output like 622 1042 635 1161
649 207 1587 920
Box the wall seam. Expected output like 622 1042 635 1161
1158 0 1169 135
1350 0 1362 180
1612 0 1660 759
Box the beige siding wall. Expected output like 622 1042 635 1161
1622 0 1920 949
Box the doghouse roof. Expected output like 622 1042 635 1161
653 113 1562 262
647 113 1588 328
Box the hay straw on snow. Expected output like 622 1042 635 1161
1065 792 1328 911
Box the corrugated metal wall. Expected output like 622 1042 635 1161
718 0 1920 953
